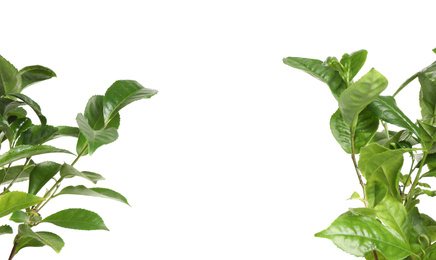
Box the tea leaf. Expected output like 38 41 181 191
28 161 61 195
19 65 56 91
57 185 129 205
8 93 47 125
0 191 44 218
42 208 109 231
16 224 64 254
0 224 13 235
0 145 72 168
0 54 21 95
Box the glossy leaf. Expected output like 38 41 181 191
16 224 64 254
41 208 109 231
48 126 80 140
103 80 158 123
330 108 378 154
369 96 421 140
315 215 415 259
0 165 34 185
0 224 13 235
0 145 72 168
7 93 47 125
16 125 58 145
10 117 32 141
408 207 431 252
418 120 436 152
0 54 21 95
418 65 436 123
28 161 61 195
0 113 14 145
339 49 368 83
19 65 56 91
0 191 44 218
339 68 388 128
56 185 129 205
282 56 347 100
76 113 118 155
59 163 104 184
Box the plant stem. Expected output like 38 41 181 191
2 158 31 194
350 133 368 207
373 250 379 260
8 240 18 260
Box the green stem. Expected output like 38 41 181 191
407 151 428 207
351 133 368 207
2 158 31 194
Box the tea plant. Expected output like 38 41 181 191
284 49 436 259
0 54 158 259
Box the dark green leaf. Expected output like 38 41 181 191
393 72 419 97
0 113 14 145
10 117 32 141
76 113 118 155
419 66 436 123
103 80 157 123
408 207 431 252
7 93 47 125
369 96 421 140
0 54 21 95
16 125 58 145
28 161 61 195
56 185 129 205
0 165 34 185
282 56 347 100
418 120 436 152
19 65 56 91
59 163 104 184
0 224 13 235
339 68 388 128
48 126 80 140
0 145 73 168
340 49 368 83
16 224 64 253
0 191 44 218
330 108 379 154
41 208 109 231
315 215 415 259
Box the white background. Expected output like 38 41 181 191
1 0 436 259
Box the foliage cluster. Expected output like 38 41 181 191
0 54 157 259
284 48 436 259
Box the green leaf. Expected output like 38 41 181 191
0 191 44 218
41 208 109 231
0 54 21 95
0 224 13 235
0 165 34 185
56 185 129 205
28 161 61 195
0 113 14 145
330 108 379 153
419 66 436 123
366 181 388 208
59 163 104 184
48 126 80 140
340 49 368 83
103 80 157 123
408 207 431 251
282 56 347 100
10 117 32 141
10 210 29 223
339 68 388 128
16 125 58 145
0 145 72 168
348 207 377 217
16 224 64 254
315 215 415 259
369 96 421 140
358 143 389 175
76 113 118 155
19 65 56 91
374 194 412 242
7 93 47 125
418 120 436 152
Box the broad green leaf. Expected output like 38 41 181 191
10 210 29 223
48 126 80 140
0 224 13 235
339 68 388 128
41 208 109 231
369 96 421 140
19 65 56 91
16 224 64 253
366 181 388 208
0 191 44 218
103 80 157 123
364 148 411 200
0 145 72 168
10 117 32 141
56 185 129 205
16 125 58 145
358 143 389 175
14 236 45 255
282 56 347 100
7 93 47 125
76 113 118 155
340 49 368 83
408 207 431 252
59 163 104 184
0 54 21 95
0 165 34 185
419 66 436 123
330 108 379 154
421 213 436 243
375 194 412 242
315 215 415 259
28 161 61 195
348 207 377 217
418 120 436 152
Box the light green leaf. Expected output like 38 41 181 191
76 113 118 155
56 185 129 205
59 163 104 184
0 145 73 168
28 161 61 195
315 215 415 259
330 108 379 154
282 56 347 100
0 191 44 218
358 143 389 175
0 54 21 95
16 224 64 254
0 224 13 235
366 181 388 208
369 96 421 140
10 210 29 223
41 208 109 231
103 80 158 123
339 68 388 128
19 65 56 91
